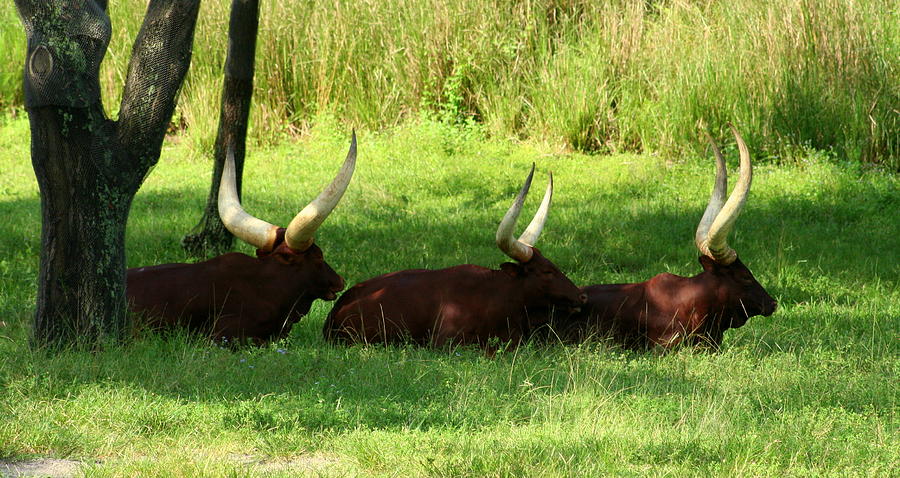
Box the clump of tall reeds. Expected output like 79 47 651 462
0 0 896 167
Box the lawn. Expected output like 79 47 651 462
0 116 897 476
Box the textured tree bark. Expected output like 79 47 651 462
29 106 133 346
183 0 260 257
17 0 201 349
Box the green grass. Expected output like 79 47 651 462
0 115 897 476
1 0 898 166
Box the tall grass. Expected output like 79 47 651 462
0 0 897 165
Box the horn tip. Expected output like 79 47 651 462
346 131 358 160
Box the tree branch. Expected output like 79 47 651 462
117 0 201 183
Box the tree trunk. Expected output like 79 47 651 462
29 106 133 347
183 0 260 257
17 0 202 349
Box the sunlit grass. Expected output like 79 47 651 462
0 115 897 475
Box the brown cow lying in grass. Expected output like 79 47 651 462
323 165 586 350
128 135 356 343
551 127 777 349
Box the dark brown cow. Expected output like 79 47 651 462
555 127 777 349
323 165 587 349
127 135 356 343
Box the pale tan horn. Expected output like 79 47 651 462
284 132 357 251
695 130 728 254
496 164 553 263
218 146 280 251
699 125 753 265
518 172 553 247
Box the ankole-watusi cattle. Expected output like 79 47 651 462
556 127 776 349
323 165 587 349
127 134 356 343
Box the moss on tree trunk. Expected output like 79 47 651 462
29 106 133 347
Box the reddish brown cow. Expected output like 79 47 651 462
127 135 356 343
555 127 777 349
323 165 587 348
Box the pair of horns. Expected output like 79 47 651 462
496 164 553 263
218 133 357 252
695 125 752 265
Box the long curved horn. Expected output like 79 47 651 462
284 132 357 251
218 146 280 251
496 164 553 263
518 172 553 246
695 130 728 253
700 125 753 264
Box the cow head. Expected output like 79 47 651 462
698 256 777 328
218 132 356 302
694 126 776 329
256 230 345 301
496 165 587 312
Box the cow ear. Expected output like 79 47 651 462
699 255 718 272
500 262 521 277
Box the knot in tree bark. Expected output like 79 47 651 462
18 0 111 108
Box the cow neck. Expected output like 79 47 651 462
682 268 729 327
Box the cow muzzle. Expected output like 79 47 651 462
763 300 778 317
562 294 588 314
324 276 345 301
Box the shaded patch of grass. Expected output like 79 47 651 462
0 117 897 475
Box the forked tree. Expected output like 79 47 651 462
15 0 201 348
182 0 260 256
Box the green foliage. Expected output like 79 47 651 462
0 0 897 166
1 117 897 475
